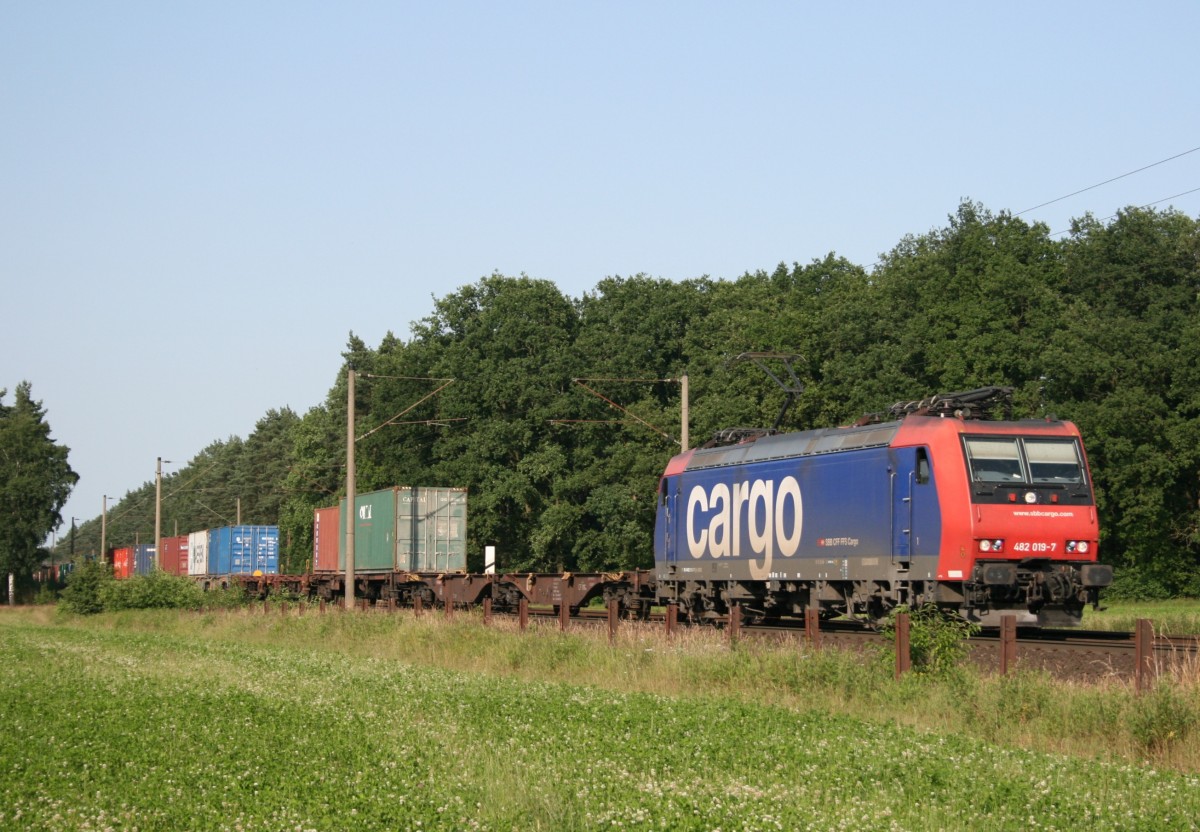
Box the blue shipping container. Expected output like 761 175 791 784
206 525 280 575
134 544 155 576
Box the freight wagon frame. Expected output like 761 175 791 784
237 569 656 617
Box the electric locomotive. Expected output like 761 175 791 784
654 387 1112 626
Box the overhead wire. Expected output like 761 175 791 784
569 379 678 446
1049 185 1200 237
1015 144 1200 217
356 379 457 441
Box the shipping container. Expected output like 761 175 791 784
112 546 134 579
160 536 188 576
397 487 467 572
134 544 155 576
339 486 467 573
207 525 280 575
188 530 210 576
313 505 340 572
339 488 398 572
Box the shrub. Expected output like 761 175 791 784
205 584 250 609
1105 567 1175 601
100 570 207 611
58 561 113 614
58 566 212 614
883 603 979 677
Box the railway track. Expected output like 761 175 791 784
269 595 1195 685
564 609 1200 683
737 619 1200 682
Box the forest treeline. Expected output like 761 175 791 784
61 203 1200 597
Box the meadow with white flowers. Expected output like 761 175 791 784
2 606 1199 831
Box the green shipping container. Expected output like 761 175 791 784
340 486 467 573
339 487 399 572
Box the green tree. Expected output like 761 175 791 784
277 400 344 572
1045 207 1200 587
0 382 78 581
817 202 1065 414
414 274 582 571
567 274 712 568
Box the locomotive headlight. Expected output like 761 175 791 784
978 539 1005 553
1066 540 1090 554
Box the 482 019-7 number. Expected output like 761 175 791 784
1012 541 1057 553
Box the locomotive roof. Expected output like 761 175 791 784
684 421 901 471
676 414 1078 474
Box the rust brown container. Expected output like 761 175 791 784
313 505 340 572
159 535 188 575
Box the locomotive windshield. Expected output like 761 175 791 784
963 437 1085 485
1025 439 1086 484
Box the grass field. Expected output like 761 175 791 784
1084 598 1200 635
3 606 1200 831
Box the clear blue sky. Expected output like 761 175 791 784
3 2 1198 543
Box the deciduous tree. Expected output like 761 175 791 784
0 382 78 583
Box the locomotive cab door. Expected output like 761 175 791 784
656 476 679 565
891 447 934 567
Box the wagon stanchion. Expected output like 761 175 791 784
728 604 741 644
483 597 492 626
445 596 453 620
559 578 570 631
1135 618 1155 694
1000 614 1017 675
894 612 911 678
607 598 618 645
387 598 396 613
804 607 820 649
665 602 678 639
519 597 529 631
414 595 424 617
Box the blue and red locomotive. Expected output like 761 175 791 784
654 388 1112 626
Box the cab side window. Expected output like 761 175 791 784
916 448 930 484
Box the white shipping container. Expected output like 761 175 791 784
188 530 209 575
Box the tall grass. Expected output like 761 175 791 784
5 606 1200 831
35 603 1200 771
